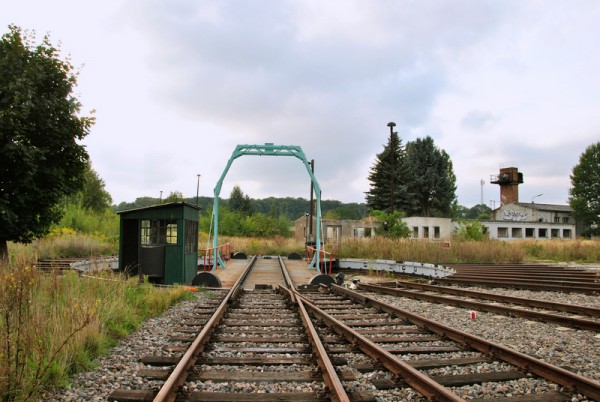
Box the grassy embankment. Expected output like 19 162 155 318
1 234 192 401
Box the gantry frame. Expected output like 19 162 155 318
212 143 323 269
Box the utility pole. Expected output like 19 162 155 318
196 174 201 206
308 159 314 243
387 122 396 212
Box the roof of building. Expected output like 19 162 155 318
514 202 572 212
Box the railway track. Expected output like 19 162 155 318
108 257 600 401
355 280 600 332
439 264 600 294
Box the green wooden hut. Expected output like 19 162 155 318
117 202 200 285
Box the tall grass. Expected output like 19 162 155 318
0 258 191 401
198 233 600 264
8 229 118 260
337 237 600 264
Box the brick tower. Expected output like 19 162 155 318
490 167 523 206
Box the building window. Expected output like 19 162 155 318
525 228 535 238
562 217 569 223
511 228 522 238
140 219 177 245
554 216 560 223
498 227 509 238
563 229 572 238
412 226 419 238
185 220 198 254
166 223 178 244
538 228 548 238
434 226 440 239
423 226 430 239
551 229 560 238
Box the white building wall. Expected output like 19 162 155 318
403 217 453 241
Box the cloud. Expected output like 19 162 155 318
3 1 599 208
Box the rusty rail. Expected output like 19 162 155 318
358 282 600 332
392 279 600 317
154 256 257 402
295 290 464 402
331 284 600 401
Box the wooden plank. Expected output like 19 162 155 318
189 371 319 382
201 356 311 365
365 336 440 343
108 389 156 401
432 370 526 387
189 391 325 401
386 346 462 354
356 328 425 334
223 320 299 327
207 346 311 353
140 355 179 365
468 390 571 401
214 336 305 342
407 356 492 369
137 368 170 380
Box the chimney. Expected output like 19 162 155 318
490 167 523 206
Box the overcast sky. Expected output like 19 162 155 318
3 1 599 208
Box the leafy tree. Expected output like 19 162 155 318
452 204 470 219
228 185 253 216
569 141 600 236
0 26 93 260
467 204 492 220
164 191 184 203
370 210 410 238
454 220 489 241
71 162 112 213
404 136 457 217
365 130 411 213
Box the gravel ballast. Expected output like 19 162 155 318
44 283 600 401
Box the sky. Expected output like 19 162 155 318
3 1 599 209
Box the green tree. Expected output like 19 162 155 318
370 210 410 238
569 141 600 236
454 220 489 241
164 191 184 203
466 204 492 220
71 162 112 213
405 136 457 217
0 26 93 260
228 185 253 216
365 129 411 212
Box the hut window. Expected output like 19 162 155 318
166 222 178 244
141 220 151 245
185 220 198 253
140 219 177 245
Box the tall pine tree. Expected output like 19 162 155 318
404 136 456 217
365 128 411 212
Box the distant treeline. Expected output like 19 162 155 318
113 196 370 221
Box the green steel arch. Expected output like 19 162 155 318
211 143 323 269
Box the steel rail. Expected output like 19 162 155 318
436 277 600 294
277 256 296 304
331 284 600 401
393 280 600 317
154 256 258 402
358 282 600 332
295 292 464 401
447 273 599 283
278 285 349 402
276 257 349 401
